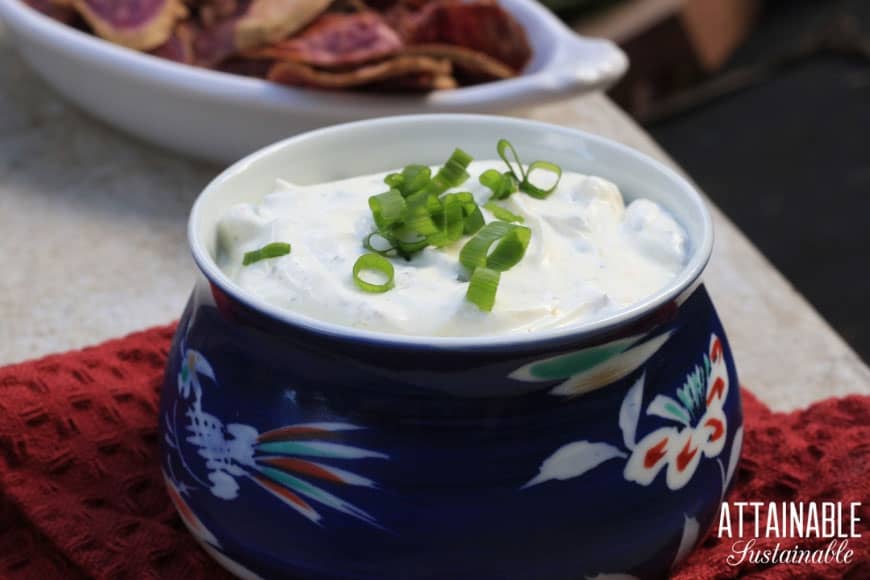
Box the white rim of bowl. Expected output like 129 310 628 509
189 114 714 350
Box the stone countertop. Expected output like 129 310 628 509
1 31 867 412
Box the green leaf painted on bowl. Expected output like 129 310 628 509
548 331 674 397
527 340 633 380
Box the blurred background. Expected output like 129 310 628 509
552 0 869 363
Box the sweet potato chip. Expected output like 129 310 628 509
367 70 458 91
244 12 402 68
35 0 533 93
387 0 531 72
198 0 241 28
401 43 515 80
23 0 78 25
71 0 188 51
234 0 333 51
151 21 196 64
268 54 451 89
192 0 333 67
217 56 273 78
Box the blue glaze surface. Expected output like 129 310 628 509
160 280 741 580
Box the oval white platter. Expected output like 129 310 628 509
0 0 628 164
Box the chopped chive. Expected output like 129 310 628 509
392 225 428 259
400 164 432 196
404 191 440 236
369 189 407 231
497 139 526 182
384 172 404 189
363 232 396 256
520 161 562 199
466 267 500 312
486 226 531 271
352 253 395 293
242 242 291 266
459 222 531 272
359 142 554 310
479 169 518 200
483 201 524 223
446 191 485 235
463 205 485 235
423 148 473 196
428 193 465 247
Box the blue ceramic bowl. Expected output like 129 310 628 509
160 115 742 580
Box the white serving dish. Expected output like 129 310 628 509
0 0 627 164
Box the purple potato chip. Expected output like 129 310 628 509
72 0 188 50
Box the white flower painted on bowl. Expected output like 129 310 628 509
164 346 388 530
524 333 734 492
623 334 728 490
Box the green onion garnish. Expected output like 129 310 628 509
384 164 433 196
466 267 500 312
396 237 429 257
363 232 396 255
463 204 485 235
400 164 432 196
459 221 531 272
368 189 407 231
242 242 291 265
357 142 555 311
461 220 531 312
389 225 428 258
493 139 562 200
483 201 524 223
428 193 465 247
352 253 395 293
479 169 519 200
422 148 473 196
363 148 477 262
497 139 526 182
384 172 404 189
404 191 440 236
521 161 563 199
446 191 485 235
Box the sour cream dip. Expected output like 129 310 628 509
216 161 688 337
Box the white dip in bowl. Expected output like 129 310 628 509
216 160 687 337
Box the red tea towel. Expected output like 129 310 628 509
0 325 867 579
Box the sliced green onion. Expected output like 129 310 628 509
404 191 440 236
486 226 531 271
440 148 473 185
479 169 501 191
400 164 432 196
450 191 474 205
369 189 406 230
445 191 485 235
384 172 404 189
443 196 465 242
466 267 500 312
428 193 465 247
483 201 524 223
363 232 396 255
459 222 531 272
520 161 562 199
423 148 473 196
392 226 429 259
497 139 526 181
242 242 291 265
463 205 485 235
396 237 429 258
352 253 395 293
479 169 518 200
